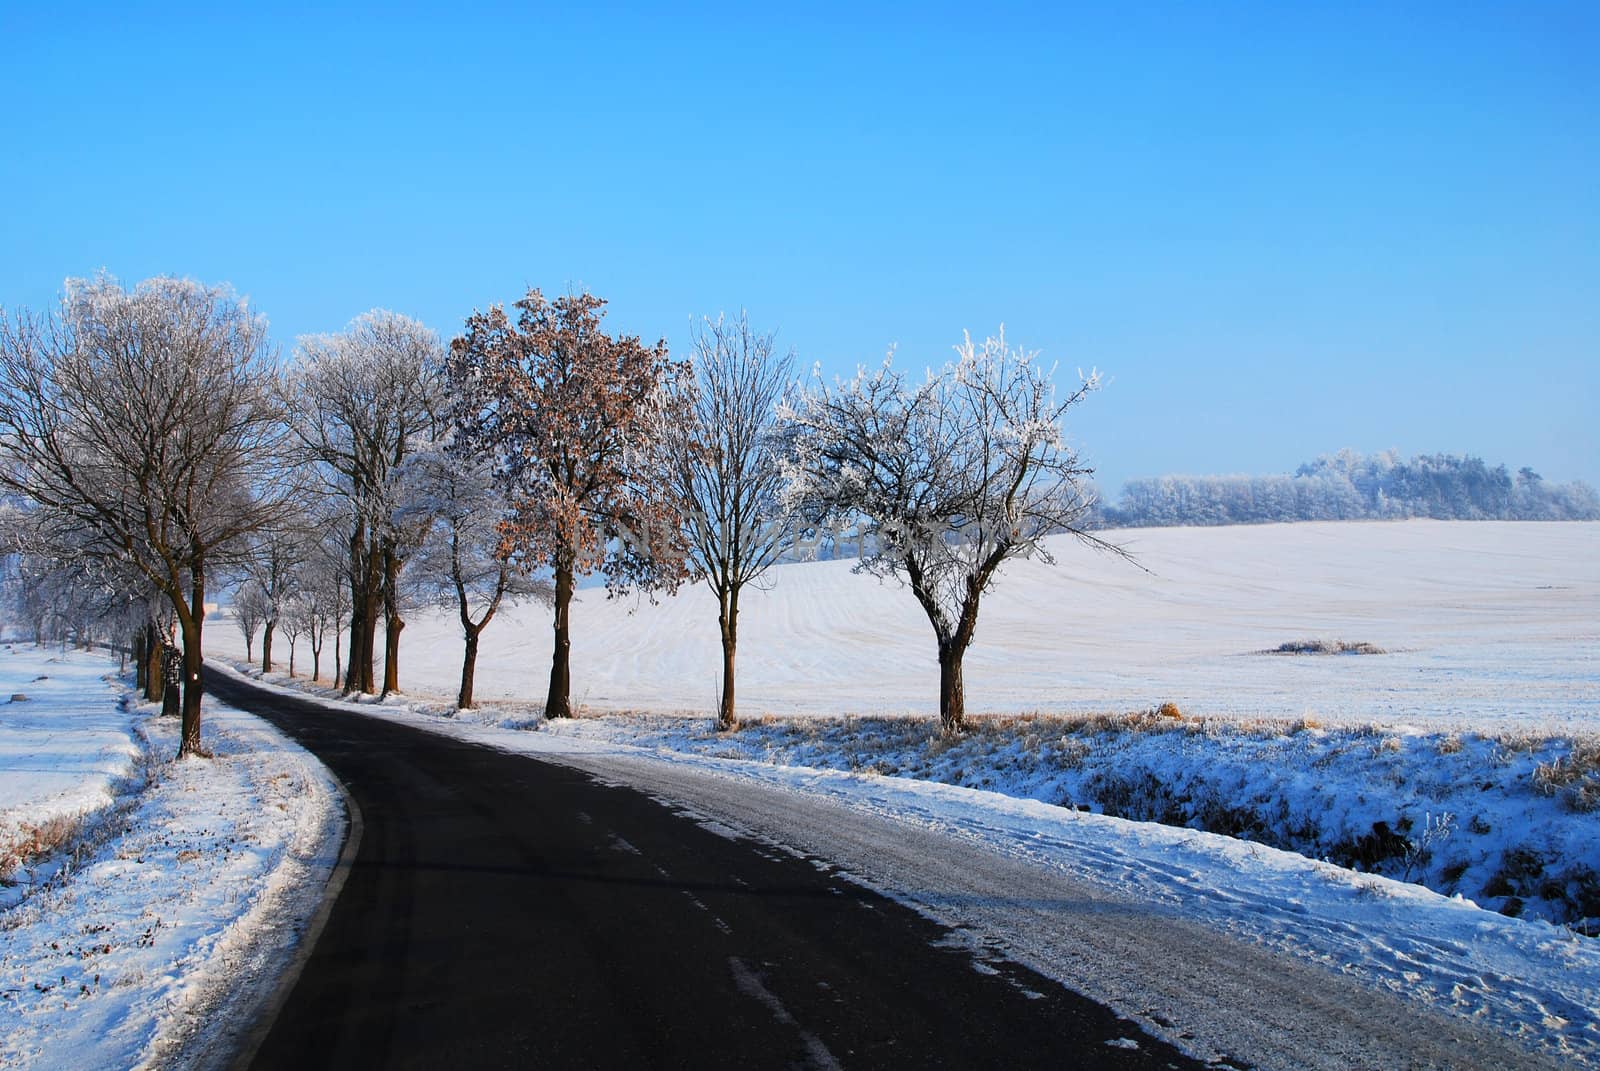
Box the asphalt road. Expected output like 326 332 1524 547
205 670 1205 1071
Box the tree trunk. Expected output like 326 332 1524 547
359 573 381 692
333 628 342 690
344 524 365 693
545 556 574 719
177 570 207 759
459 627 480 710
937 639 967 735
348 589 379 694
345 525 380 694
133 628 147 692
344 608 365 693
717 586 739 731
381 544 403 696
244 631 254 664
179 637 203 754
161 646 181 717
261 619 275 674
144 621 164 704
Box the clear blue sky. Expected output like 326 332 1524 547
3 2 1595 494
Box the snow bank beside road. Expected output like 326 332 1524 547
0 651 344 1071
539 709 1600 932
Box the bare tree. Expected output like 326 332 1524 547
277 593 307 677
296 523 350 685
0 501 156 657
661 312 797 730
237 528 306 673
781 328 1120 734
400 445 552 709
0 274 289 757
10 510 181 700
233 578 270 664
447 289 690 719
0 542 55 645
283 311 441 695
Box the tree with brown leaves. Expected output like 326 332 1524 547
447 289 690 719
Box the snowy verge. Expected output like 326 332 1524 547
0 654 345 1071
218 663 1600 1066
0 646 144 907
554 709 1600 932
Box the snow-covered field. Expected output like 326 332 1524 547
0 647 343 1071
0 648 142 906
216 519 1600 731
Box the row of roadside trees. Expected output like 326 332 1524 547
0 273 1112 757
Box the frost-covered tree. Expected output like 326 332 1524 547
447 289 690 719
1102 450 1600 527
1 535 142 652
237 528 307 673
232 578 270 664
295 518 351 685
0 503 107 646
659 312 797 730
399 445 551 709
781 329 1116 734
0 274 289 757
284 311 442 695
277 593 307 677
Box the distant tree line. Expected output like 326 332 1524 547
1097 449 1600 528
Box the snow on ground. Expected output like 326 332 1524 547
197 521 1598 1062
217 669 1600 1067
0 648 343 1071
4 519 1589 1066
521 709 1600 932
210 518 1600 927
213 519 1600 731
0 647 142 906
207 517 1599 910
196 518 1600 1062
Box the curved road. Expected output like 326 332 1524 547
207 671 1203 1070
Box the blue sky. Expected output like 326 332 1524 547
3 2 1595 494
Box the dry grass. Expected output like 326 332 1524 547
1532 739 1600 813
1263 639 1387 656
0 813 84 884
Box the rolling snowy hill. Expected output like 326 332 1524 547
214 519 1600 731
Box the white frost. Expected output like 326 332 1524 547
0 648 343 1071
